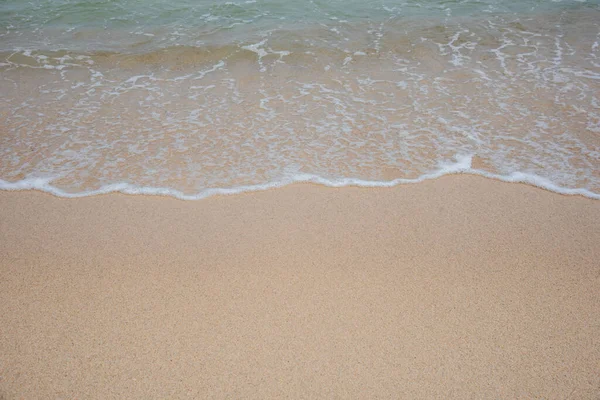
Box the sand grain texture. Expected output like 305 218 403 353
0 175 599 399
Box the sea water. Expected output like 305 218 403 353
1 0 599 199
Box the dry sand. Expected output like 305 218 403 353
0 175 599 399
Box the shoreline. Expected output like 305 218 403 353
1 175 599 399
1 166 599 201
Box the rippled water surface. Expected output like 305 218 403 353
1 0 599 198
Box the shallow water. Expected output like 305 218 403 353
1 0 599 199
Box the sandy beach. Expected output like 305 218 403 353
0 175 599 399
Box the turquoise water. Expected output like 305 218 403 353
1 0 599 198
2 0 597 51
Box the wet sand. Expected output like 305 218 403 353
0 175 599 399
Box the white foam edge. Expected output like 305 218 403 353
0 155 598 200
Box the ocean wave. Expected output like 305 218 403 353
2 3 599 202
1 155 598 200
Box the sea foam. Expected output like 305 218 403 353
1 155 598 200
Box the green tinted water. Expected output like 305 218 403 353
1 0 598 51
